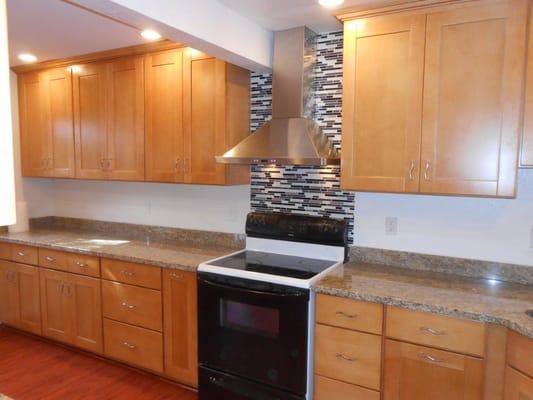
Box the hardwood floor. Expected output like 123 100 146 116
0 326 198 400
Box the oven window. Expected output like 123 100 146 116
220 299 280 338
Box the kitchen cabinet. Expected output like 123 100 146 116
504 367 533 400
40 268 102 353
383 339 484 400
163 269 198 387
18 67 75 178
0 261 41 335
73 55 144 181
522 4 533 167
183 51 250 185
341 0 527 197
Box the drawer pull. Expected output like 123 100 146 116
121 270 135 277
121 302 136 310
76 261 88 268
336 311 358 319
122 341 136 350
170 272 182 279
45 256 55 262
418 353 444 363
17 251 26 257
335 353 357 363
419 326 445 336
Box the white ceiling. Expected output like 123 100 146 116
7 0 145 66
218 0 365 33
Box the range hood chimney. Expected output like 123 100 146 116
216 26 340 166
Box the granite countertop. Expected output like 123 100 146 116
314 262 533 339
0 229 241 272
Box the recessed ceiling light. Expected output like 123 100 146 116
18 53 38 63
141 29 162 41
318 0 345 7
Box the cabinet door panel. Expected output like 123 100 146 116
40 269 71 344
522 5 533 167
14 264 41 335
421 0 527 196
19 72 47 177
145 50 183 182
341 14 425 193
504 366 533 400
383 339 483 400
73 63 107 179
106 56 144 181
0 261 17 325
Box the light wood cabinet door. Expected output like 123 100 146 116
341 14 425 193
145 49 184 182
66 274 103 354
522 4 533 167
0 261 18 325
18 71 48 177
42 67 75 178
420 0 527 197
106 56 144 181
73 62 107 180
383 339 484 400
13 263 41 335
40 268 72 344
163 269 198 387
504 366 533 400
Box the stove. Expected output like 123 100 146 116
198 212 348 400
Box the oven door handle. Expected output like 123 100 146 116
199 278 306 298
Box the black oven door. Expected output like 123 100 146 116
198 272 309 396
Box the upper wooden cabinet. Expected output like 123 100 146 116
73 56 144 181
522 5 533 168
19 68 75 178
341 0 528 197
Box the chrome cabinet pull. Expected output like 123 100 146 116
336 311 358 319
419 326 445 336
121 302 136 310
408 160 416 180
419 353 444 363
336 353 357 363
45 256 55 262
170 272 182 280
175 159 182 172
17 251 26 257
76 261 88 268
121 270 135 277
122 341 136 350
423 160 430 181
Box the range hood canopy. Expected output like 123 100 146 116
216 26 340 166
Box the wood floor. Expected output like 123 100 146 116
0 326 198 400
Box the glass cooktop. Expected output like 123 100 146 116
207 251 337 279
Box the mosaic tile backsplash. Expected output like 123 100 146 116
249 31 355 242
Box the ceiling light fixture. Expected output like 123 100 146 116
318 0 345 7
18 53 37 63
141 29 162 41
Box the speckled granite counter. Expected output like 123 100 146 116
314 262 533 338
0 229 241 272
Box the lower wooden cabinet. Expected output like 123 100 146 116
0 261 41 335
40 268 102 353
504 366 533 400
383 339 484 400
314 374 380 400
163 269 198 387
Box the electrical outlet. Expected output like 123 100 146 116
385 217 398 235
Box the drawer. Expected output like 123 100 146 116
102 258 161 289
102 281 162 331
103 318 163 373
507 330 533 377
39 249 100 278
11 244 38 265
315 324 381 390
314 375 379 400
316 294 383 334
0 242 10 260
386 307 486 357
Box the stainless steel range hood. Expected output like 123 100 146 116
216 27 340 166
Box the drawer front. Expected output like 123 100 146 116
11 244 38 265
0 242 11 260
102 281 162 331
102 258 161 289
315 324 382 390
39 249 100 277
507 330 533 378
316 294 383 334
103 318 163 373
314 375 380 400
386 307 486 357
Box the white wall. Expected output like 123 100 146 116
354 169 533 266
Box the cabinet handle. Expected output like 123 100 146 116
58 282 64 294
408 160 416 180
336 353 357 363
17 251 26 257
122 341 136 350
76 261 88 268
45 256 55 262
419 326 445 336
335 311 358 319
423 160 430 181
170 272 182 280
418 353 444 363
121 270 135 277
175 159 182 172
121 302 136 310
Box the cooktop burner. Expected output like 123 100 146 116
207 250 337 280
